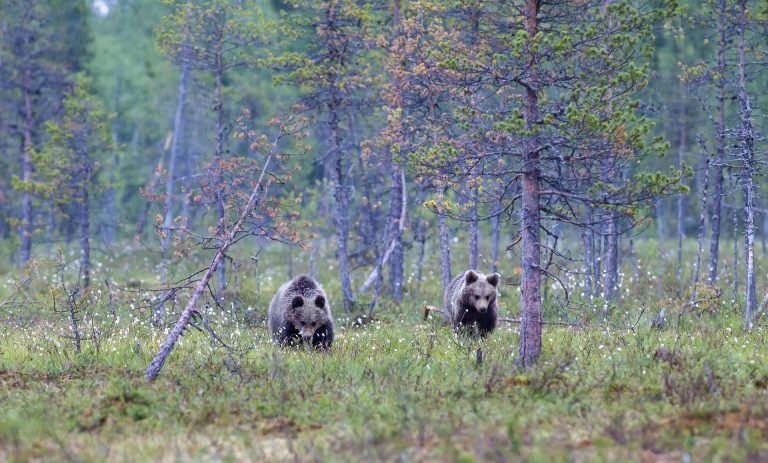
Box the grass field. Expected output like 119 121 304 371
1 240 768 462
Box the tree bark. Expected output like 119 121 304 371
162 64 188 247
467 10 481 271
676 81 687 282
103 70 122 247
732 175 739 302
426 88 452 305
20 56 34 265
388 167 405 304
603 215 618 303
79 158 91 289
737 0 756 328
330 87 353 312
214 42 227 297
708 0 727 285
45 198 55 256
518 0 542 368
490 198 501 273
691 141 710 301
469 184 479 270
583 206 594 299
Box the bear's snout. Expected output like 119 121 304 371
477 306 488 314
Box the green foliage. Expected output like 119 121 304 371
156 0 270 69
38 74 114 208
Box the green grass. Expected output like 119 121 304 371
1 239 768 461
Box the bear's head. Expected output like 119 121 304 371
287 294 330 342
461 271 500 314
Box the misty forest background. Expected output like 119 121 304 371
1 0 768 461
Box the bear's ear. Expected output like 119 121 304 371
291 295 304 309
465 270 479 284
314 295 326 309
486 273 500 287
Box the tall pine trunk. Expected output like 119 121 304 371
438 192 452 297
691 142 710 301
162 64 188 248
603 215 618 304
737 0 756 328
103 70 122 247
709 0 727 285
583 207 593 299
732 176 739 302
388 167 405 304
214 44 227 296
79 160 91 289
676 82 687 282
330 88 353 311
20 61 34 265
518 0 542 368
490 198 501 273
469 184 479 270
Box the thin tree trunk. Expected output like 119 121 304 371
656 198 665 245
330 88 353 311
80 162 91 289
629 237 639 279
469 184 479 270
518 0 542 368
45 198 55 256
733 174 739 302
214 44 226 297
593 220 602 299
709 0 727 285
584 207 593 299
490 198 501 273
468 10 481 272
603 215 618 303
387 0 406 304
20 60 34 265
359 174 407 295
387 167 405 304
676 81 687 282
737 0 756 328
438 191 452 295
691 139 711 302
103 70 122 247
162 64 188 247
413 188 427 299
761 205 766 256
426 90 452 305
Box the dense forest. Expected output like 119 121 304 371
1 0 768 461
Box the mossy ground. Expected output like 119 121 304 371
1 240 767 462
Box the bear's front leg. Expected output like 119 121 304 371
312 323 334 350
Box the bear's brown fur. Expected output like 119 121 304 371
268 275 334 349
444 270 500 337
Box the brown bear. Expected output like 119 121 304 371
268 275 334 349
444 270 500 337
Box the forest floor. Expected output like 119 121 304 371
1 242 768 462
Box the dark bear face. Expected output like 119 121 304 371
462 271 500 314
288 295 329 341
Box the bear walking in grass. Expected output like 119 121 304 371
444 270 501 337
268 275 335 349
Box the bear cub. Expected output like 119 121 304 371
268 275 334 349
444 270 501 337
